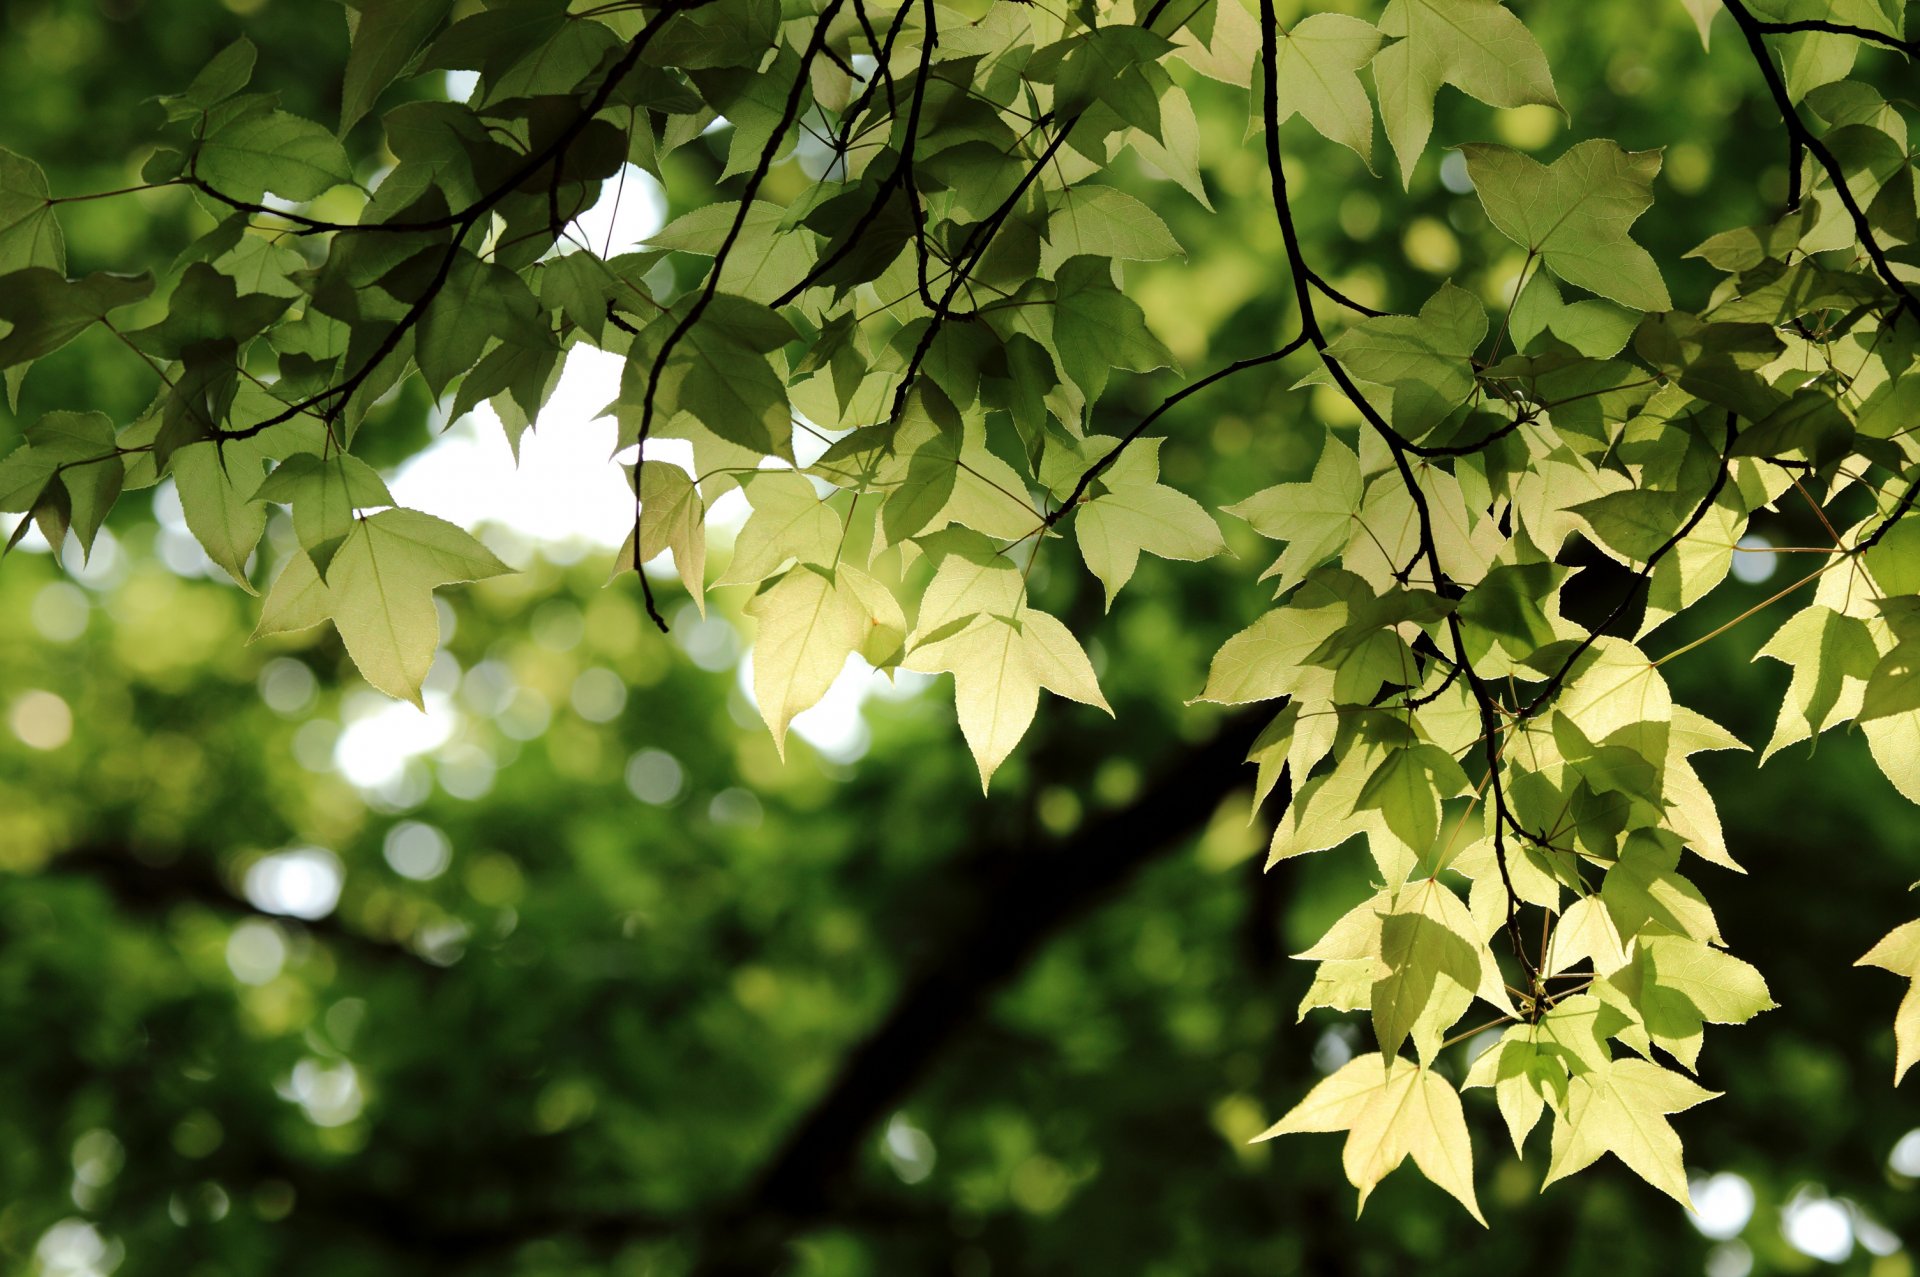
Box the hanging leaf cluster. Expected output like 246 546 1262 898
2 0 1918 1220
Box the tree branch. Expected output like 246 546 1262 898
45 844 427 967
1046 336 1310 525
1753 17 1918 56
216 0 721 446
688 709 1267 1273
1254 0 1539 970
1722 0 1920 320
630 0 850 630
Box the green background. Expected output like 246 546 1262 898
1 0 1916 1273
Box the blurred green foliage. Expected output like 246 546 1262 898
3 0 1920 1275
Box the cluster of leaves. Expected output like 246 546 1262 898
1 0 1918 1225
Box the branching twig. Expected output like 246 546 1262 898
630 0 850 630
1046 336 1310 524
1722 0 1920 320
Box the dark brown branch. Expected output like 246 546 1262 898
1722 0 1920 320
217 0 720 445
1754 17 1918 56
686 709 1266 1274
769 0 935 307
1307 268 1384 318
46 844 425 966
630 0 850 630
1515 412 1739 720
1047 336 1310 525
1255 0 1535 973
1853 468 1920 554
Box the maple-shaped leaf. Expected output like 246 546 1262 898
1462 993 1624 1155
635 462 707 615
1226 434 1362 593
1370 876 1483 1061
253 508 512 706
1542 896 1630 977
745 564 868 756
0 147 63 277
1325 282 1486 437
1602 934 1774 1070
253 450 394 578
1255 1052 1485 1224
340 0 457 131
1460 140 1671 312
1858 919 1920 1083
1373 0 1560 187
197 109 355 204
1067 438 1224 609
1542 1057 1718 1207
904 604 1111 792
1752 604 1880 762
716 470 841 587
1262 14 1383 168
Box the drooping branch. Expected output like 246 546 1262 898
630 0 851 629
1047 336 1311 523
215 0 722 446
1721 0 1920 320
1516 412 1740 719
1253 0 1537 976
768 0 935 308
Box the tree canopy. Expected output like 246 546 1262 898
3 0 1920 1271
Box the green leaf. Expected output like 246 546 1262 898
1608 934 1774 1069
1857 920 1920 1083
1866 519 1920 595
1226 435 1363 591
1862 642 1920 723
1463 1028 1567 1154
1461 141 1671 312
176 38 257 112
128 261 292 359
1040 185 1183 274
1458 562 1563 659
1374 0 1560 186
717 470 841 587
1601 831 1720 944
1542 1057 1717 1207
340 0 457 131
1045 256 1179 403
0 148 63 277
1542 896 1630 977
1752 604 1880 761
904 605 1111 792
746 565 866 757
1326 282 1486 436
1255 1052 1485 1224
1072 441 1223 608
253 450 394 577
415 249 556 398
1370 877 1482 1062
198 110 355 203
1569 487 1697 564
647 200 817 305
1264 13 1383 168
324 508 513 705
171 441 268 592
1354 744 1470 861
1194 597 1349 705
638 462 707 614
0 269 155 370
252 548 334 639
